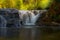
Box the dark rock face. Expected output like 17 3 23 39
0 8 20 27
36 11 50 26
36 10 60 26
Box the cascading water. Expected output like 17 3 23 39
19 10 47 26
0 15 7 36
0 9 47 38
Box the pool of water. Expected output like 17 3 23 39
0 26 60 40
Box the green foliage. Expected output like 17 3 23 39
0 0 53 10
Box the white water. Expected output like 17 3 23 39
19 10 47 25
0 15 7 36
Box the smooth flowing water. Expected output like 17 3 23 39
0 26 60 40
0 15 7 37
19 10 47 25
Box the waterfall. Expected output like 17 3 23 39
19 10 47 25
0 15 7 36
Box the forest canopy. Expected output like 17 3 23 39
0 0 53 10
